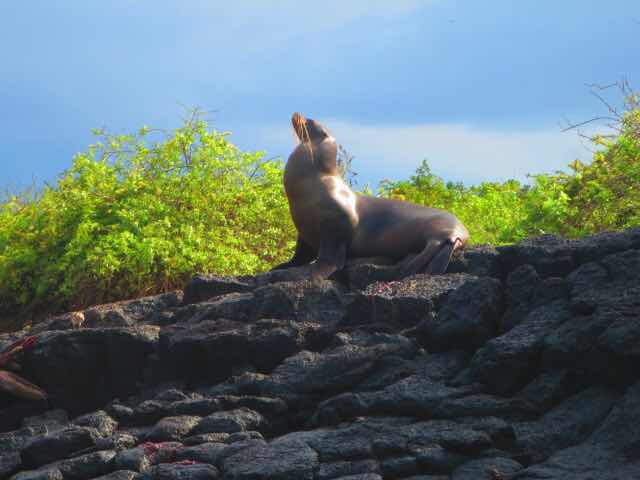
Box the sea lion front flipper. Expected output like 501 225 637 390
311 238 348 282
270 236 318 271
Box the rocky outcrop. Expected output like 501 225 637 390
0 227 639 479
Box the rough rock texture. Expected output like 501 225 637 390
1 227 639 479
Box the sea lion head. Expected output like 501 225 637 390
292 112 331 144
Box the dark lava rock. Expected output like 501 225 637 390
316 459 380 480
451 457 523 479
0 403 50 434
172 441 227 465
146 463 219 480
1 228 639 480
165 399 223 418
95 432 137 452
470 299 572 395
114 447 150 473
130 400 166 426
513 369 581 414
222 438 318 480
315 376 476 424
181 432 228 446
30 312 85 334
513 380 640 479
403 477 448 480
540 249 640 384
55 450 116 479
497 234 579 278
0 410 70 453
182 274 255 305
11 469 64 480
217 395 287 416
252 280 349 323
248 319 306 372
500 264 544 332
146 415 201 442
93 472 141 480
21 409 69 432
0 452 21 478
413 444 466 473
83 292 182 328
153 389 189 403
21 427 99 469
72 410 118 437
160 320 251 384
448 244 502 278
176 293 256 324
380 455 419 478
25 327 159 414
513 387 617 464
573 227 640 263
418 277 503 351
0 428 42 455
192 408 264 435
344 261 399 291
17 451 117 480
344 274 473 329
84 306 136 329
240 339 416 403
334 475 383 480
226 431 264 443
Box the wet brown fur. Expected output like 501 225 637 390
273 113 469 280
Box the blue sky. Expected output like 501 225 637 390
1 1 639 191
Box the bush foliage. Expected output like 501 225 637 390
381 85 639 243
1 87 638 328
0 117 295 326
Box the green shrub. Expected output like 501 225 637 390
0 117 295 326
379 161 572 245
380 85 639 245
559 89 640 235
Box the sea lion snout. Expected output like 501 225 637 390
291 112 305 136
291 112 330 143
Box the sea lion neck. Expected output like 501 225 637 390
286 135 339 178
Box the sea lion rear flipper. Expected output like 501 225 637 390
271 236 317 271
425 238 463 275
311 238 347 282
398 239 442 277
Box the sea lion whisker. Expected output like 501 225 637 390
293 112 314 162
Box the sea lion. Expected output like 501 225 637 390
272 112 469 281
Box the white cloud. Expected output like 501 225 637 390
253 119 596 186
